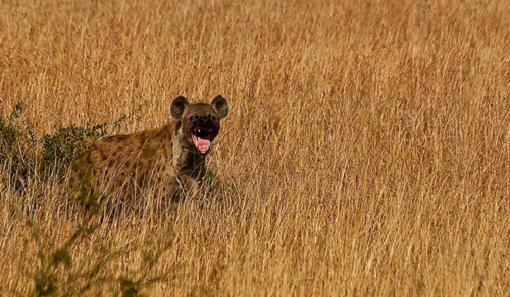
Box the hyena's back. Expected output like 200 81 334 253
69 123 175 198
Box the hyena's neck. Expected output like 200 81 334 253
172 125 206 179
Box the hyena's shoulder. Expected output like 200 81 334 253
90 133 144 166
69 123 175 190
92 124 173 166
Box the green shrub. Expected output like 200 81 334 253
0 102 37 190
41 123 107 171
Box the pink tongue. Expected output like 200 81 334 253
194 136 211 153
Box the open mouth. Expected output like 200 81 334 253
191 128 213 154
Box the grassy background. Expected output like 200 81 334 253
1 0 509 296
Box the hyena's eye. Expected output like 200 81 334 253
189 114 199 121
208 114 217 121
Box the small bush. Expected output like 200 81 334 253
0 105 21 158
41 123 107 171
0 102 37 190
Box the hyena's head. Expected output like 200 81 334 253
170 95 228 155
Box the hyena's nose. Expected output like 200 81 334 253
199 117 212 126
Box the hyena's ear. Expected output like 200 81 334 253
211 95 228 119
170 95 189 119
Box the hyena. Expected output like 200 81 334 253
69 95 228 204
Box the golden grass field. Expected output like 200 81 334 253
1 0 510 296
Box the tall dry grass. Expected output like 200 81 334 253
1 0 510 296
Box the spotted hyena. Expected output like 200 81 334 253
69 95 228 204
